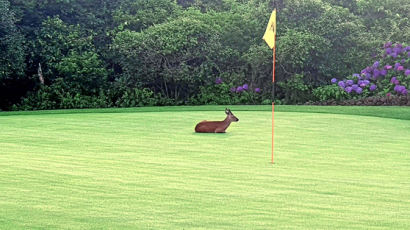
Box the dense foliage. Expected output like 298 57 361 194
1 0 409 110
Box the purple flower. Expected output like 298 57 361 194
345 87 352 93
394 80 400 85
380 69 387 76
363 80 370 85
391 52 398 58
346 80 354 86
405 69 410 76
352 74 360 79
393 47 402 54
397 66 404 71
394 63 401 69
338 81 345 88
390 77 397 83
401 59 406 64
370 84 377 91
394 85 405 93
230 87 236 93
384 42 392 48
355 87 363 94
373 61 380 68
402 89 408 95
398 86 407 94
331 78 337 84
236 86 243 93
360 83 366 88
385 48 392 54
352 84 359 90
405 46 410 52
365 73 372 79
366 67 372 72
387 93 391 97
385 65 393 70
361 67 372 74
215 77 223 84
408 52 410 58
373 69 380 78
396 43 403 49
242 84 249 90
254 88 261 93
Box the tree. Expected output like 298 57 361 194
0 0 26 110
112 16 225 101
113 0 181 32
35 17 108 95
0 0 25 79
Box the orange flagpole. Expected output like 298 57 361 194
263 8 277 164
272 102 274 164
272 26 276 164
272 47 276 164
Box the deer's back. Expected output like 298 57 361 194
195 121 225 133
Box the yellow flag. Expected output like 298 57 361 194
263 9 277 49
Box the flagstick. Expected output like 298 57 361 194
273 46 276 82
272 102 275 164
272 46 276 164
263 8 277 165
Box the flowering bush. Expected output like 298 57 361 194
326 42 409 100
230 83 260 94
229 81 263 104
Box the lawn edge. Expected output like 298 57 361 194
1 105 410 121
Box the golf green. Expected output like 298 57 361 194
1 106 409 229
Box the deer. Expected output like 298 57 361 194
195 108 239 133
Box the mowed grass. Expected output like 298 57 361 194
1 106 410 229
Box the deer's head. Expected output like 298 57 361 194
225 108 239 122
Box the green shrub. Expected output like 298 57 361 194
115 88 156 107
189 83 236 105
188 83 263 105
15 79 111 110
313 84 347 101
277 74 313 104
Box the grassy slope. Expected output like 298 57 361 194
0 106 409 229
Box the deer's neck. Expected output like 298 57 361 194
221 117 232 129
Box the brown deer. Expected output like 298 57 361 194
195 108 239 133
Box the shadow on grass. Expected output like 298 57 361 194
191 132 233 138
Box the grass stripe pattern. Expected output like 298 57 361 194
1 106 410 229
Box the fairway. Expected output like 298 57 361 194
1 106 410 229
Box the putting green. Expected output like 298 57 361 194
0 106 409 229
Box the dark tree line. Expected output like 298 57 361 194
1 0 409 110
